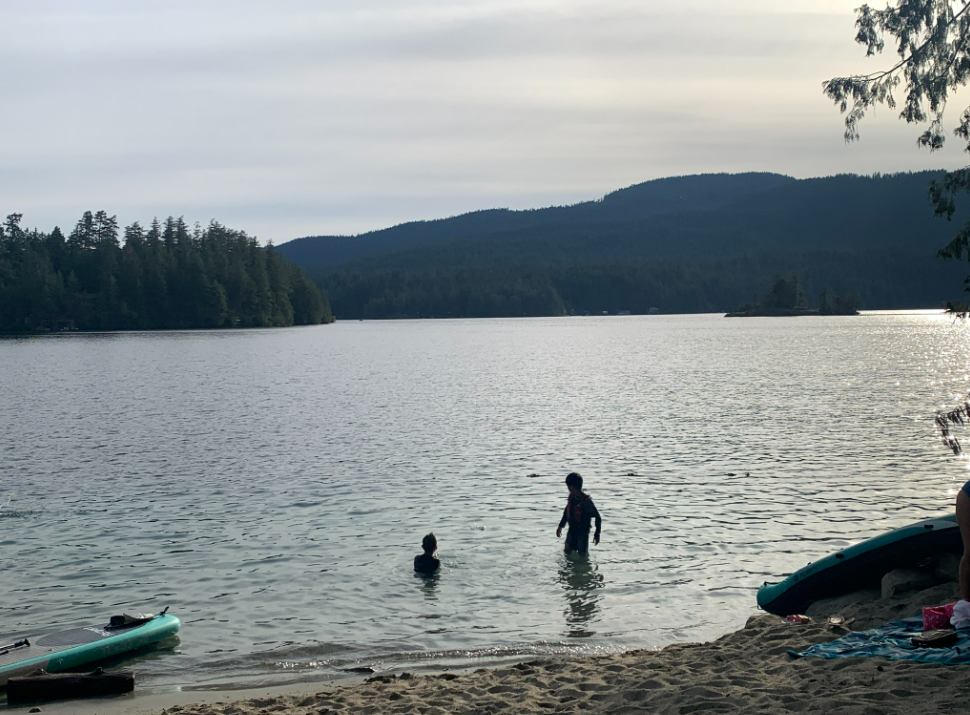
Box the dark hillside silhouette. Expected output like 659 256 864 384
280 172 952 269
279 172 799 268
278 171 968 319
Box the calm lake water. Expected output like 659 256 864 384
1 312 969 692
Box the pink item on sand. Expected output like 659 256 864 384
922 602 957 631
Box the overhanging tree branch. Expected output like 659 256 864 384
824 1 970 145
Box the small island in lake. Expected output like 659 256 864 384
726 273 861 317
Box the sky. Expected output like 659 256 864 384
4 0 970 243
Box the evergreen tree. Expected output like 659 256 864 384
3 214 23 243
69 211 97 251
763 273 806 310
0 211 333 332
93 211 119 248
825 0 970 294
147 218 161 247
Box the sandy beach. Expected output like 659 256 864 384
27 580 966 715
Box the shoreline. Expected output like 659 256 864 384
22 581 965 715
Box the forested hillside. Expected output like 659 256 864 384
279 171 969 318
0 212 332 332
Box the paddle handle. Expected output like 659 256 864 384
0 638 30 652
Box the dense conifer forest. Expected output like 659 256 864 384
281 171 970 319
0 212 332 332
312 250 951 319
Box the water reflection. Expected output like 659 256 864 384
415 571 440 602
558 556 604 638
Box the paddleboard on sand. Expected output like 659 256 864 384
0 612 180 687
757 513 963 616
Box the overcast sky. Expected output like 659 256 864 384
4 0 970 243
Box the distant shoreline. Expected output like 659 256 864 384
0 308 951 335
724 308 822 318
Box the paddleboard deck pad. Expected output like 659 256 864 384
0 613 180 688
757 514 963 616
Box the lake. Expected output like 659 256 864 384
1 312 967 692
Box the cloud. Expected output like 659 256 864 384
2 0 968 241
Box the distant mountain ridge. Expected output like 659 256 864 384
278 172 801 268
277 171 970 319
278 171 954 270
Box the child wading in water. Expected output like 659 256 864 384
556 472 602 555
414 532 440 574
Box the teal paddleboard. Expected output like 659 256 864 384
0 613 180 687
757 513 962 616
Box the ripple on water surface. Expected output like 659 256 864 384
0 313 967 691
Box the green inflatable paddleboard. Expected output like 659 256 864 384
0 613 180 687
757 513 962 616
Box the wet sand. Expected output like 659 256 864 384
29 581 967 715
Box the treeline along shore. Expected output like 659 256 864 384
0 212 332 333
7 171 970 328
314 253 891 320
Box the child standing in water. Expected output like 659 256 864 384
556 472 602 555
414 532 440 574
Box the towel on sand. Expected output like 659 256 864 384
790 618 970 664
